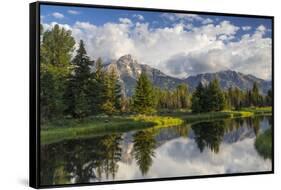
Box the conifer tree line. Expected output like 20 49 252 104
40 24 272 122
155 84 190 110
191 79 225 113
191 80 272 113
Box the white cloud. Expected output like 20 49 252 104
72 21 136 62
218 34 235 41
242 26 251 31
52 12 64 19
252 25 267 39
257 24 266 32
163 28 271 80
178 13 203 21
42 22 72 31
67 10 80 15
113 138 271 180
202 18 213 25
161 13 203 22
192 21 240 40
119 17 132 25
42 18 272 80
133 14 144 21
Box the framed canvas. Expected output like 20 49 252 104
30 1 274 188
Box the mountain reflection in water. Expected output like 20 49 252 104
40 116 272 185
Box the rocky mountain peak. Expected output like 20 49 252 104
100 55 271 96
117 54 135 65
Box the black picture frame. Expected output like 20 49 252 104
30 1 274 189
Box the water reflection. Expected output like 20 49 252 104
41 116 272 185
133 130 156 175
192 120 225 153
41 134 122 185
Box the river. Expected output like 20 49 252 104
40 116 272 185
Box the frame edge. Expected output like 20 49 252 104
29 1 40 189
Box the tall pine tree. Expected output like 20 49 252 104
64 40 91 118
252 82 261 106
101 67 120 115
206 78 225 112
88 58 106 114
191 82 205 113
132 72 156 114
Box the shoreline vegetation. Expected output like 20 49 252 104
41 106 272 145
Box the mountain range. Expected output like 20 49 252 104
100 54 271 96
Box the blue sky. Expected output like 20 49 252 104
40 4 272 80
41 5 272 39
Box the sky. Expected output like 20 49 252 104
41 4 272 80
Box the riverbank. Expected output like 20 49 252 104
41 107 272 145
41 115 183 145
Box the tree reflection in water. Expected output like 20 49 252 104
244 117 260 136
191 120 226 154
132 130 157 176
191 117 265 154
41 134 122 185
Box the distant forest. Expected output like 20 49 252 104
40 24 272 122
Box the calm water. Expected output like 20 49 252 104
40 116 272 185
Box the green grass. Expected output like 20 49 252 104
255 128 272 159
41 106 272 145
241 106 272 115
41 116 155 145
181 111 253 123
160 107 271 124
134 115 184 128
41 115 184 145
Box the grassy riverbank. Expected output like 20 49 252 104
241 106 272 115
41 115 184 145
180 110 253 123
41 107 272 145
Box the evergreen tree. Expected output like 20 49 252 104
191 79 225 113
245 90 253 107
233 87 242 110
88 58 106 114
64 40 91 118
252 82 260 106
114 82 122 111
63 76 77 117
101 67 121 115
227 87 234 109
191 82 205 113
175 84 189 109
132 72 156 114
206 78 225 112
266 89 272 106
